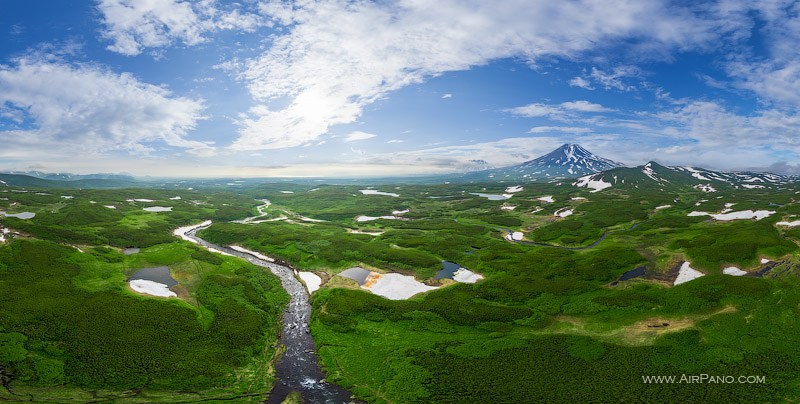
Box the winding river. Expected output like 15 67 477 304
184 225 356 403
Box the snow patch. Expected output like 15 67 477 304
555 208 574 218
453 268 484 284
674 262 705 285
655 205 671 210
504 185 523 193
537 195 555 203
360 189 400 197
297 271 322 294
776 220 800 227
505 231 524 241
129 279 176 297
574 174 612 192
356 215 401 222
760 258 771 264
364 273 437 300
143 206 172 212
694 184 717 192
173 220 213 243
688 210 775 221
723 267 747 276
230 245 275 262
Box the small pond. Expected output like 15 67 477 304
0 211 35 219
338 267 372 285
130 266 178 287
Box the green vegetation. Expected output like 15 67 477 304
3 180 800 402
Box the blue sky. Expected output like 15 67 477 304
2 0 800 177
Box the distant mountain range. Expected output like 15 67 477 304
573 161 790 193
0 172 142 189
0 144 793 189
6 171 136 182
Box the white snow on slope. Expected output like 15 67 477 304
129 279 176 297
360 189 400 197
297 271 322 294
723 267 747 276
688 210 775 221
364 273 438 300
230 245 275 262
674 262 705 285
173 220 213 243
574 174 612 192
505 185 523 193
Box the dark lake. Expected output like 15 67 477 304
130 266 177 287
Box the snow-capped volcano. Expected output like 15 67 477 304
464 143 624 181
517 144 623 175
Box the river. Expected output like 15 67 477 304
185 225 356 403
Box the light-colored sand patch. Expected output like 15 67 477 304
505 185 523 193
297 271 322 294
555 208 574 218
360 189 400 197
143 206 172 212
230 245 275 262
723 267 747 276
688 210 775 221
760 258 771 264
363 272 438 300
655 205 671 210
537 195 555 203
776 220 800 227
127 198 155 202
674 262 705 285
129 279 176 297
173 220 213 243
453 268 483 283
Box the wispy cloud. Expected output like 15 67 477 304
441 93 452 99
507 100 614 120
528 126 593 134
228 0 720 150
344 131 376 142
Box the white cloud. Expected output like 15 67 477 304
568 76 593 89
97 0 264 56
528 126 593 134
441 93 453 99
229 0 721 150
0 57 212 157
507 100 613 119
387 139 403 143
344 131 376 142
